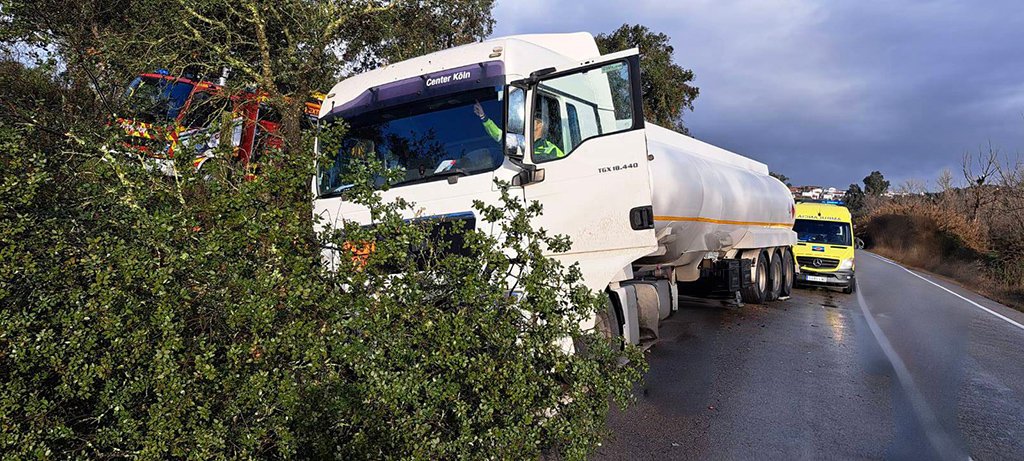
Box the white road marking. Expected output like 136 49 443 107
855 275 970 460
866 252 1024 332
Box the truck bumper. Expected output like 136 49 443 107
796 269 854 288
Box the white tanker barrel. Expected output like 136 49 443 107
641 124 796 267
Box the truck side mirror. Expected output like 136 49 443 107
505 86 526 161
505 133 526 160
511 165 544 186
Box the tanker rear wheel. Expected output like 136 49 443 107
741 251 769 305
780 248 795 298
766 250 784 302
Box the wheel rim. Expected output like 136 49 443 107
758 261 767 292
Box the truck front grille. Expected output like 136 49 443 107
797 256 839 270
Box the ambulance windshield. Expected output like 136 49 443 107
794 219 852 246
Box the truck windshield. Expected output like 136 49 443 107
318 86 505 196
124 76 194 123
794 219 852 246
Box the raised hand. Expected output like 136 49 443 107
473 101 486 120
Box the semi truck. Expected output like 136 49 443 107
312 32 797 346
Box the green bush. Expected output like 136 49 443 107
1 92 644 458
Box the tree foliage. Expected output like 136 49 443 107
1 0 495 145
863 170 890 197
596 23 700 134
0 65 644 460
769 171 791 186
845 183 865 212
0 1 645 458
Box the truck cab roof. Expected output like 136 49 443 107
320 33 603 119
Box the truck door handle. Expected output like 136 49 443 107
629 206 655 230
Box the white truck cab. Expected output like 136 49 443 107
314 33 796 345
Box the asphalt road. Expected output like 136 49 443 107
597 250 1024 460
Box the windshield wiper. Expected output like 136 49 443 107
432 168 468 178
434 168 469 184
317 184 354 200
392 168 470 187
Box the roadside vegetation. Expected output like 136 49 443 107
0 2 705 459
846 149 1024 311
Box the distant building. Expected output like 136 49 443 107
821 187 842 200
800 187 823 200
791 185 846 202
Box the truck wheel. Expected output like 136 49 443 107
779 248 795 298
578 295 624 355
766 250 784 302
741 251 769 305
595 294 624 347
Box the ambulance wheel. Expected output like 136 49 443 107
842 278 856 294
741 251 769 305
766 250 784 302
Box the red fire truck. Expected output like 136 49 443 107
117 70 321 176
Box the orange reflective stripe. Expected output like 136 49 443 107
654 215 792 228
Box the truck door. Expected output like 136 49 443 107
517 50 658 284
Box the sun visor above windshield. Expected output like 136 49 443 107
323 61 505 122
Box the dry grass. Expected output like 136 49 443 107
858 199 1024 311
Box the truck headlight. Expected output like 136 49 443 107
838 258 854 270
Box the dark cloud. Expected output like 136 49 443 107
493 0 1024 188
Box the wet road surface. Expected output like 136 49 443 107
597 250 1024 460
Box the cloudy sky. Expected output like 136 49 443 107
492 0 1024 189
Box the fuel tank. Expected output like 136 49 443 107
640 124 796 267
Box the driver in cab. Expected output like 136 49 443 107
474 101 564 162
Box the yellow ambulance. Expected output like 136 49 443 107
793 202 856 294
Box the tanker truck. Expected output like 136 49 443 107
312 32 797 346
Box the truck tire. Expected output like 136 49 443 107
779 248 795 298
596 293 624 346
741 251 769 305
578 295 624 356
766 250 784 302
